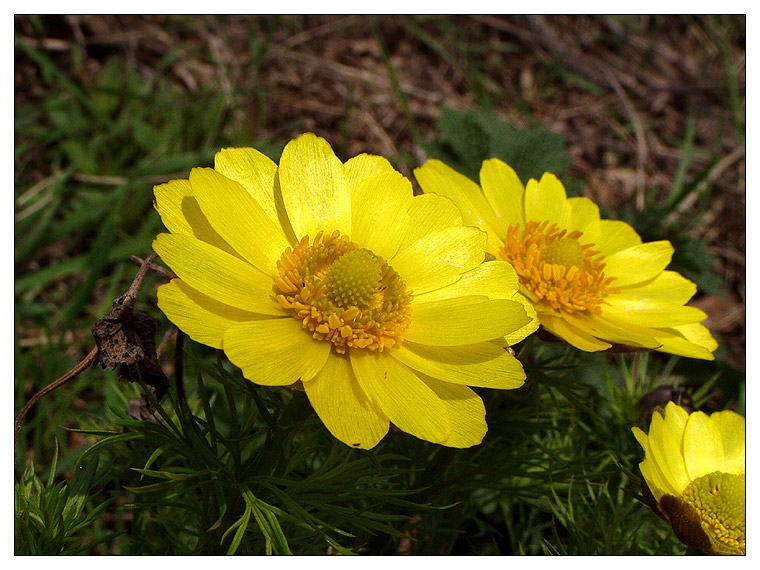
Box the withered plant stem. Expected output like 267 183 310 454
14 252 161 465
14 346 99 464
129 254 175 281
122 252 158 305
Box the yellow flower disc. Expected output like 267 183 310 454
500 220 618 315
275 230 413 354
681 471 746 555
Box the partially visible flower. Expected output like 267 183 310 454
632 401 745 555
414 159 718 360
153 133 538 449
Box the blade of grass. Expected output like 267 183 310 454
369 16 420 142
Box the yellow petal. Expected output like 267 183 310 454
154 178 194 236
643 403 693 500
631 427 667 502
343 153 395 190
524 173 572 228
303 353 389 449
653 337 716 360
153 233 282 315
214 147 280 223
566 310 661 349
567 197 601 243
603 298 709 328
682 411 724 481
393 341 525 389
391 226 487 295
478 158 525 234
633 426 674 503
350 350 452 444
603 241 674 287
614 270 697 305
271 173 298 244
154 178 241 259
157 279 258 349
278 133 350 239
639 458 668 503
664 400 691 426
648 407 691 495
406 296 531 346
413 260 519 303
711 410 745 475
632 426 649 450
414 159 503 253
419 377 487 448
503 292 539 345
595 219 642 257
653 324 718 360
539 312 612 352
671 322 718 352
190 167 290 273
350 169 413 260
412 262 538 346
223 318 331 385
399 192 463 248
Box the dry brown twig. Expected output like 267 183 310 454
14 252 171 464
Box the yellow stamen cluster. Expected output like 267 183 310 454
682 471 746 555
500 221 617 315
275 230 413 354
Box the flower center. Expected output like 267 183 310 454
540 237 585 268
274 230 413 354
325 249 382 310
500 221 618 315
682 471 745 555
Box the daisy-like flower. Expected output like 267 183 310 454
414 159 718 359
632 402 745 555
152 133 537 449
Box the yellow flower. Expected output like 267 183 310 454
152 133 537 449
632 402 745 554
414 159 718 360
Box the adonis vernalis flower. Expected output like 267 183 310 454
153 134 537 449
632 402 745 555
414 159 718 359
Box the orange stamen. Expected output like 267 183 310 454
500 221 618 315
275 230 413 354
